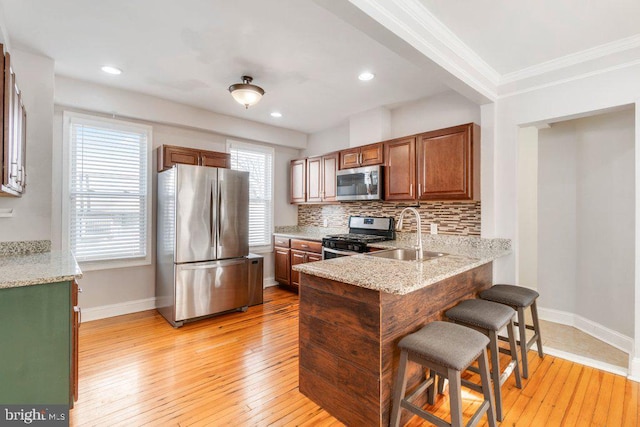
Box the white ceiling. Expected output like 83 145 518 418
417 0 640 76
1 0 639 134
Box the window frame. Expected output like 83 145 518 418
226 139 275 254
62 111 153 271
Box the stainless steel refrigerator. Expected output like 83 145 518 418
156 164 250 327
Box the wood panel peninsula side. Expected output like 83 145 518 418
293 235 511 426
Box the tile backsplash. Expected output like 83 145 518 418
298 201 481 236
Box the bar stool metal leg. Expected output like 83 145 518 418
517 306 529 378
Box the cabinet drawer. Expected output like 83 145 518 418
274 236 290 248
291 239 322 253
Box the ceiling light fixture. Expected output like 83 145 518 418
228 75 265 109
270 112 282 118
101 65 122 75
358 71 375 81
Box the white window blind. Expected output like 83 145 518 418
228 141 274 249
65 113 151 264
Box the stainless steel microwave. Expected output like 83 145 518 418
335 165 383 201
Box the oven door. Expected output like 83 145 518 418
322 247 360 260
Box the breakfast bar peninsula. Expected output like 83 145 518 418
293 235 511 426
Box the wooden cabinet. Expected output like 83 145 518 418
274 237 291 286
384 136 416 201
306 156 322 203
339 142 383 170
273 236 322 290
290 158 306 203
383 123 479 201
0 281 76 406
417 123 479 201
157 144 230 171
289 239 322 288
0 48 27 197
291 153 338 204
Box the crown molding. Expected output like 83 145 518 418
393 0 501 86
501 34 640 84
350 0 500 100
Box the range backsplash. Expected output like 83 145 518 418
298 201 481 236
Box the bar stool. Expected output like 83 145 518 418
479 284 544 378
390 321 497 427
445 299 522 421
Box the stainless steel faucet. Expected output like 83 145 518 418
396 207 424 260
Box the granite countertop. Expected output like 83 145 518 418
0 241 83 289
287 230 511 295
273 225 347 242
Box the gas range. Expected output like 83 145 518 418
322 216 395 259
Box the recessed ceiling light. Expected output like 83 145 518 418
101 66 122 75
270 112 282 118
358 72 375 81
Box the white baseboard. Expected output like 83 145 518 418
82 297 157 322
629 357 640 382
542 345 628 377
538 306 633 354
263 277 278 287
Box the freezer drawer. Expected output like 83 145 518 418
175 259 249 322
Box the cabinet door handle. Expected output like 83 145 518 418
301 244 309 248
418 184 422 195
74 306 82 325
410 183 413 195
359 153 363 165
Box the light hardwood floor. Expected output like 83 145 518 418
70 287 639 426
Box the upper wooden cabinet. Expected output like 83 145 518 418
306 156 322 203
383 123 480 201
290 158 306 203
321 152 338 202
417 123 480 201
157 144 230 171
0 49 27 197
339 142 383 170
384 137 416 201
291 153 338 204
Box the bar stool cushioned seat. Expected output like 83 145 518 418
445 299 522 421
398 320 489 371
480 285 539 308
479 284 544 379
390 321 497 427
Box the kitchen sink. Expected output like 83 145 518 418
366 248 448 261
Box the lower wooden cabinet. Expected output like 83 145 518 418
274 236 322 290
274 247 291 285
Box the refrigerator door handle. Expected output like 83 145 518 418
210 178 216 256
217 181 222 256
179 259 246 270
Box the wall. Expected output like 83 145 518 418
0 49 54 241
390 91 480 138
299 201 480 235
304 122 349 157
537 123 578 315
517 127 538 290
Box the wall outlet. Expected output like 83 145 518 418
323 218 328 227
430 223 438 235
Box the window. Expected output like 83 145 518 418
227 140 274 251
62 112 152 269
